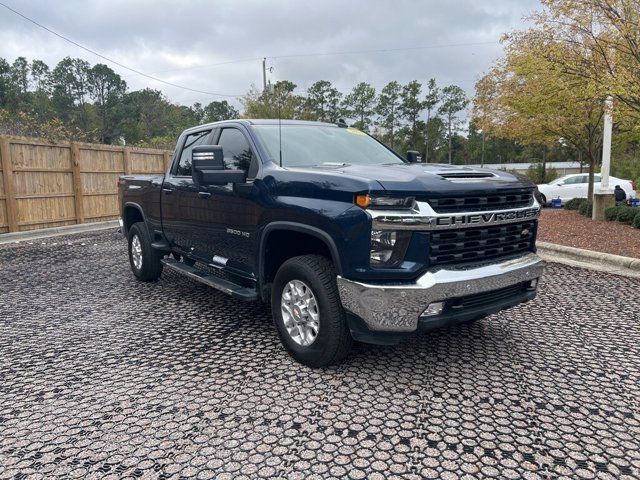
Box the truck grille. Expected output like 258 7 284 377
427 191 533 213
429 220 535 266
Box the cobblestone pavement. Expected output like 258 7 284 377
1 230 639 480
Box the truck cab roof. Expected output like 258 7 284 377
182 119 341 136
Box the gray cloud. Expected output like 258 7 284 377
0 0 539 109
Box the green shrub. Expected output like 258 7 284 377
578 201 593 217
632 211 640 229
565 198 588 211
616 207 638 224
605 206 622 221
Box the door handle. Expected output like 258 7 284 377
162 188 173 195
198 191 212 199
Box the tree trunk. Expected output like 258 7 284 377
542 146 547 183
481 130 485 167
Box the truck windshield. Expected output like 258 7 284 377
253 124 405 167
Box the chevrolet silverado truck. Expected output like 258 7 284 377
118 119 543 367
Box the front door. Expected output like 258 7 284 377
192 126 261 276
564 174 587 201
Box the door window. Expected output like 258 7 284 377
217 128 255 176
563 175 584 185
174 130 211 177
577 175 589 184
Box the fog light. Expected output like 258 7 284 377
421 301 445 317
370 230 397 266
527 278 538 291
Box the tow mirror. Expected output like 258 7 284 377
406 150 422 163
191 145 247 185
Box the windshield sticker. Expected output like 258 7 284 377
346 128 366 136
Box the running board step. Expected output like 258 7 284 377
161 258 258 301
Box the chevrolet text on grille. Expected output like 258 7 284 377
372 206 541 230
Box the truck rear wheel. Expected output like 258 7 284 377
128 222 163 282
271 255 352 368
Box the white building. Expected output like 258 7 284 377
468 161 584 176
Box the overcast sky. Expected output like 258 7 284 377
0 0 539 110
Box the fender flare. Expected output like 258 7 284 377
258 221 343 286
122 202 148 235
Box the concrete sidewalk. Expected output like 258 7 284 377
0 220 119 245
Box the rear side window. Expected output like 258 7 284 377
217 128 254 175
175 130 211 176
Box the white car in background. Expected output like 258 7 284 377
537 173 636 205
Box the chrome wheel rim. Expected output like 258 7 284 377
131 234 143 270
280 280 320 347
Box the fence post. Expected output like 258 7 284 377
123 146 132 175
70 142 85 224
0 136 18 232
163 151 171 172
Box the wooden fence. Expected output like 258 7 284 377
0 135 171 233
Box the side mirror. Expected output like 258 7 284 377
406 150 422 163
191 145 247 185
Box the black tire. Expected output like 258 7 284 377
271 255 352 368
128 222 163 282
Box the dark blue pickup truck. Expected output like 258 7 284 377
118 119 543 367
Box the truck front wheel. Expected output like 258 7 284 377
271 255 352 368
128 222 163 282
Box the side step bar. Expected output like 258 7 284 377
161 258 258 301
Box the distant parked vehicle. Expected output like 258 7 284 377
537 174 636 206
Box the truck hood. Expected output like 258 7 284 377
304 162 534 197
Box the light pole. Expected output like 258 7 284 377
592 96 615 220
600 96 613 190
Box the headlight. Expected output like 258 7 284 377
370 230 411 267
355 194 415 210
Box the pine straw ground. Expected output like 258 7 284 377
537 208 640 258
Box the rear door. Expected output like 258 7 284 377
161 129 214 252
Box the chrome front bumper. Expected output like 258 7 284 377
337 253 544 333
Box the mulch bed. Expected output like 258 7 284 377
537 208 640 258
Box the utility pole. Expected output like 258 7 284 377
262 57 267 92
424 110 430 163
